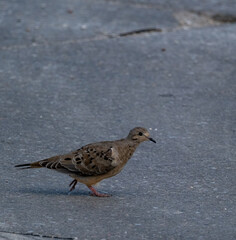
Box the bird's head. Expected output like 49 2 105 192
127 127 156 144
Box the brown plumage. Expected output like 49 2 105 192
15 127 156 197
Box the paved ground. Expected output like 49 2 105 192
0 0 235 239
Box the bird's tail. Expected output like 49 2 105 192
15 161 41 169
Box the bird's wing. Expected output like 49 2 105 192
38 143 119 177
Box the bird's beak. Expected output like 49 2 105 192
144 135 156 143
148 137 156 143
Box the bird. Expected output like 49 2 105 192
15 127 156 197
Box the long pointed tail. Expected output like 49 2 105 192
15 162 41 169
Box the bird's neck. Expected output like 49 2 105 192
125 137 142 147
118 138 141 161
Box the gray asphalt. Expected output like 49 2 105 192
0 0 235 239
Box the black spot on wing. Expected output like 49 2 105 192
75 157 82 164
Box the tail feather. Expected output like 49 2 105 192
15 162 41 169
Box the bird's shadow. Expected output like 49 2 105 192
17 187 91 197
17 187 132 197
16 187 133 198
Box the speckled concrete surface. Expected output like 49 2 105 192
0 0 235 239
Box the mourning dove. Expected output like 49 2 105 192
15 127 156 197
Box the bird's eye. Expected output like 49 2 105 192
138 132 143 136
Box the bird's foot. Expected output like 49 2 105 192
88 186 111 197
69 179 77 192
90 192 111 197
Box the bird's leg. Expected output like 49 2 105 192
69 179 78 192
88 186 111 197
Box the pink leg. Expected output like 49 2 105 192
88 186 111 197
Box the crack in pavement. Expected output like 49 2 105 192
211 13 236 23
0 230 76 240
0 10 235 51
118 28 163 37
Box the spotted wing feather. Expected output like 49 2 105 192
38 143 119 177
